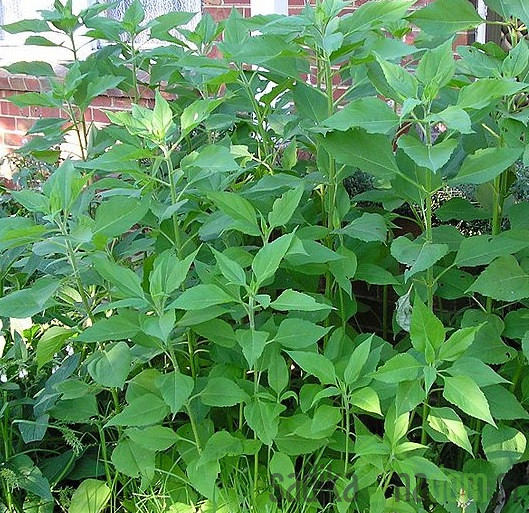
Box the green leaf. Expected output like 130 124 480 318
2 19 51 33
287 351 336 384
201 377 249 407
292 82 328 123
237 329 269 368
482 424 526 475
212 248 246 287
169 284 235 310
455 230 529 267
391 237 449 282
270 290 330 312
10 91 60 108
0 277 59 318
270 452 296 493
410 297 445 362
375 56 418 100
92 256 146 301
443 375 495 425
502 40 529 78
451 148 523 185
483 385 529 420
50 395 98 423
430 106 473 134
125 426 178 452
10 190 50 213
323 97 399 135
150 249 197 305
87 342 132 388
408 0 484 36
468 255 529 301
457 78 527 110
93 196 150 238
374 353 422 383
343 336 373 385
397 135 457 172
180 97 225 138
78 311 140 343
105 394 169 427
111 439 155 479
155 371 194 414
152 90 175 141
416 39 456 90
69 480 111 513
208 191 260 236
448 357 509 387
268 186 304 229
274 318 329 350
349 386 382 415
252 232 294 285
321 130 398 181
244 401 284 445
37 326 75 369
438 326 480 362
427 407 473 454
340 213 387 242
341 0 414 34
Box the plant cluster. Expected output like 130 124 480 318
1 0 529 512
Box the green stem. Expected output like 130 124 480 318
97 424 113 488
186 403 202 454
61 225 94 323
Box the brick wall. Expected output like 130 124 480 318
0 0 448 163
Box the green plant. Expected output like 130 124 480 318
1 0 529 512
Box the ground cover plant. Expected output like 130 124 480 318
1 0 529 511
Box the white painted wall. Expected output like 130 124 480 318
250 0 288 16
476 0 488 44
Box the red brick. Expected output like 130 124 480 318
0 117 16 131
4 131 29 147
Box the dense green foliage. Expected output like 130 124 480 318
2 0 529 511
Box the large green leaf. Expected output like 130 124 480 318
454 230 529 267
252 233 294 285
0 277 59 318
321 130 398 181
416 38 456 91
244 400 285 445
92 256 146 302
69 480 111 513
287 351 336 384
274 318 329 350
323 97 399 135
451 147 523 185
482 424 526 475
201 377 249 407
87 342 132 389
237 329 269 368
111 439 155 479
468 255 529 301
408 0 484 36
410 297 445 362
270 290 330 312
427 407 473 454
340 0 415 34
457 79 527 110
105 394 169 427
155 371 194 414
93 196 150 238
37 326 75 369
374 353 422 383
442 375 495 425
391 236 449 282
169 284 235 310
485 0 529 28
340 213 387 243
397 135 457 173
